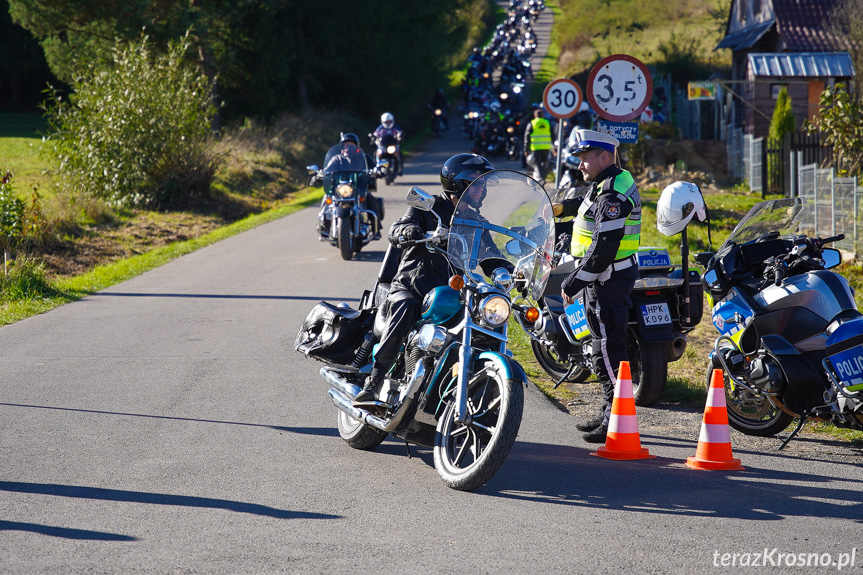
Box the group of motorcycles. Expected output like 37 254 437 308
460 2 542 161
294 0 860 490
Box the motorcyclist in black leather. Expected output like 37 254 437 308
429 88 450 131
354 153 505 404
330 132 383 231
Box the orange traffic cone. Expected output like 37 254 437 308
591 361 655 460
686 369 744 470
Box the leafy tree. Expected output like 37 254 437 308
9 0 490 122
808 83 863 177
830 0 863 100
43 32 220 208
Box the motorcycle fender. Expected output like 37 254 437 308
477 351 529 384
336 204 354 219
631 317 674 343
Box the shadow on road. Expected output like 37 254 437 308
93 292 362 302
0 519 137 541
476 440 863 522
0 481 342 521
1 402 338 438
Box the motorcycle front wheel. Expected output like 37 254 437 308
530 339 590 383
338 217 353 260
433 360 524 491
627 327 667 406
707 363 794 436
337 410 388 450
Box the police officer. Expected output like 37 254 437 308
523 108 553 181
551 130 641 443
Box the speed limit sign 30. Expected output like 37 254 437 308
542 78 583 119
587 54 652 122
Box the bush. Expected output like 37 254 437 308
43 31 220 209
0 171 26 274
0 255 49 302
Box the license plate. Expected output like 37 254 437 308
564 299 590 340
641 302 671 326
828 343 863 391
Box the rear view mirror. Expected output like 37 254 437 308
822 248 842 269
306 165 319 174
694 252 714 267
406 187 435 212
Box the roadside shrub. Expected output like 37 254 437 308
0 255 49 302
43 31 220 209
0 170 26 275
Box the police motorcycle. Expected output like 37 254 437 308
369 132 402 185
295 171 555 490
307 142 382 261
697 197 863 447
513 183 705 406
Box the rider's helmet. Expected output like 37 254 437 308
440 153 495 200
436 87 444 97
657 181 708 236
339 132 360 153
490 101 502 113
381 113 395 129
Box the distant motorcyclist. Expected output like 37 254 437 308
327 132 384 232
428 88 450 131
373 112 405 176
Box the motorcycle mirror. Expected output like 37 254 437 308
306 165 319 174
694 252 714 267
406 187 435 211
822 248 842 269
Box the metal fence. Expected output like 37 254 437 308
797 163 862 256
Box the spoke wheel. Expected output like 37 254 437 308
433 361 523 491
337 410 387 450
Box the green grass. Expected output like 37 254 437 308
0 187 323 325
0 112 55 196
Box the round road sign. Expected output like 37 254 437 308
586 54 653 122
542 78 583 120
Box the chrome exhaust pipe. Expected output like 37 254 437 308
320 367 362 399
322 361 427 433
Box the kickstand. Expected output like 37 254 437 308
779 414 807 450
404 441 412 459
553 362 578 389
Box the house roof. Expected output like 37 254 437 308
717 0 840 52
748 51 855 77
717 19 774 51
773 0 840 52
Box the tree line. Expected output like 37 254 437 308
4 0 492 124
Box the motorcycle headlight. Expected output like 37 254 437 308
506 126 515 134
479 295 511 328
434 108 442 115
386 145 397 154
336 183 354 198
500 93 509 100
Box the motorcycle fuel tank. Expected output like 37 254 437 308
754 270 856 322
421 286 462 324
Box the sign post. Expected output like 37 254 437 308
542 78 583 189
586 54 652 146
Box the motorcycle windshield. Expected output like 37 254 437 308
322 144 369 192
723 197 810 247
447 170 555 300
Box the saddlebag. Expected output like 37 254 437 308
295 302 373 366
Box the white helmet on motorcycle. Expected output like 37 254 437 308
657 181 707 236
381 112 395 129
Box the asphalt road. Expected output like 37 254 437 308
3 11 863 575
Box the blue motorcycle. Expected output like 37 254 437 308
697 197 863 447
295 170 555 490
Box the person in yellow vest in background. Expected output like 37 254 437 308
524 108 553 181
551 129 641 444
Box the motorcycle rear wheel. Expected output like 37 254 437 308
530 339 590 383
337 410 388 450
627 328 667 406
707 364 794 436
338 217 353 261
433 361 524 491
